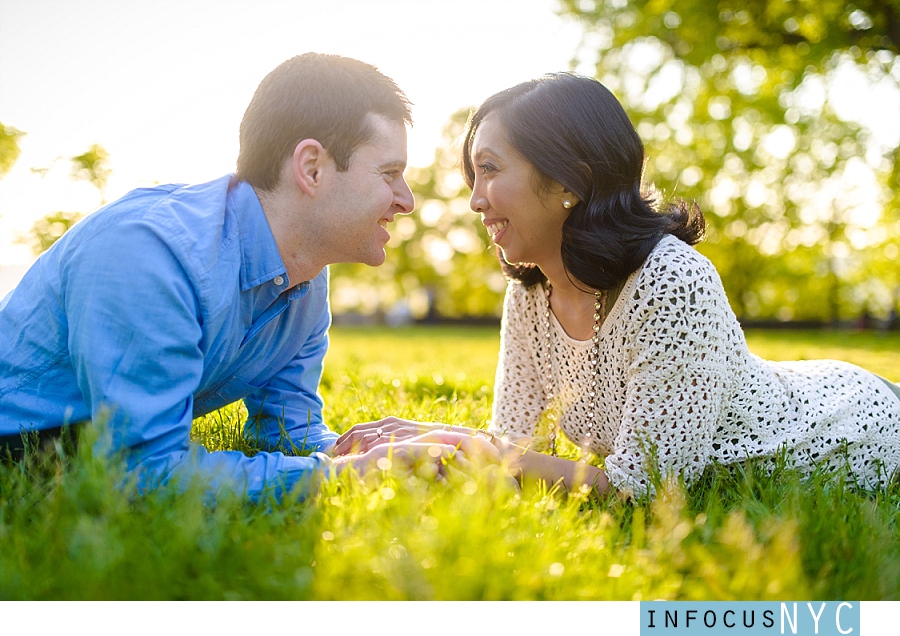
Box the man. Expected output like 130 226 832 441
0 53 461 500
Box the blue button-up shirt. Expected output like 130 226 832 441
0 175 338 499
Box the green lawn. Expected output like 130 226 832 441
743 329 900 382
1 326 899 599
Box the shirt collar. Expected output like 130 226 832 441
229 178 290 292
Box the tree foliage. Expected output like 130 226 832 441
560 0 900 322
19 144 110 255
0 121 25 179
70 143 111 204
19 210 84 255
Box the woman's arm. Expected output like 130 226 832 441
489 282 546 444
509 444 611 496
604 246 735 497
404 430 612 497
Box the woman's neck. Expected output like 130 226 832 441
540 264 600 341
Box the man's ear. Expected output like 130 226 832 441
291 139 327 197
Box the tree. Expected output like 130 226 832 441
70 143 111 204
18 144 111 255
20 211 84 255
560 0 900 323
0 121 25 179
330 109 507 321
0 121 25 223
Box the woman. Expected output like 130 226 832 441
336 73 900 499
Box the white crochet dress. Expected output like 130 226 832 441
489 235 900 497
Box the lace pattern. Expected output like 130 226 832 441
490 235 900 497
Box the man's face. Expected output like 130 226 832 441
320 114 414 267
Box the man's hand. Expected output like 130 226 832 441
333 416 475 456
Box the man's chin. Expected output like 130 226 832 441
362 250 387 268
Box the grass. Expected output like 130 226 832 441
1 326 899 600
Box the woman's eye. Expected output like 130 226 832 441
479 163 496 174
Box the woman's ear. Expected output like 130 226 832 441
561 188 579 210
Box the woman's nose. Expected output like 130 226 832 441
469 187 487 213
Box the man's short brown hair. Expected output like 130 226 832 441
236 53 412 192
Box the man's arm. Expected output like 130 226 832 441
63 220 329 500
242 294 339 454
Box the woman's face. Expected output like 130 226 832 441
468 114 570 267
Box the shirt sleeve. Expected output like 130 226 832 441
243 293 339 455
603 255 733 498
489 282 546 444
63 221 328 501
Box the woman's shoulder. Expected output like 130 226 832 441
649 233 709 261
621 235 727 312
642 235 719 280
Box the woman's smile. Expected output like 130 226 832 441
484 218 509 242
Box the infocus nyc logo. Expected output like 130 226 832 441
640 601 860 635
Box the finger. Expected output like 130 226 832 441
365 441 455 472
413 431 502 463
334 432 374 456
441 462 472 483
358 431 408 453
333 429 367 455
335 421 414 455
382 428 428 443
361 427 431 453
445 452 477 475
335 416 405 445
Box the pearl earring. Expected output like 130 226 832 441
562 199 574 209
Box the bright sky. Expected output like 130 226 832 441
0 0 584 269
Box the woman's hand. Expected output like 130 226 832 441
333 416 477 456
407 430 523 490
330 428 522 491
404 429 505 463
330 439 467 481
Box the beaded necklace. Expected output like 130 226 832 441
543 282 607 456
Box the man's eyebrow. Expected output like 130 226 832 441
378 160 407 171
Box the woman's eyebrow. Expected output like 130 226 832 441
472 146 499 161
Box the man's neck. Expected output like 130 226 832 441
256 186 326 285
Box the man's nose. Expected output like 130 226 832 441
394 178 415 214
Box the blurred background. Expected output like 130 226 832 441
2 0 898 328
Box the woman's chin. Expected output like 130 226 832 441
499 247 531 266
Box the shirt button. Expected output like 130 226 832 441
274 276 285 286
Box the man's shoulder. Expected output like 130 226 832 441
105 175 236 256
78 175 233 237
132 175 233 221
50 175 240 289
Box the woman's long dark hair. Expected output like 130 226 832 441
462 72 705 290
